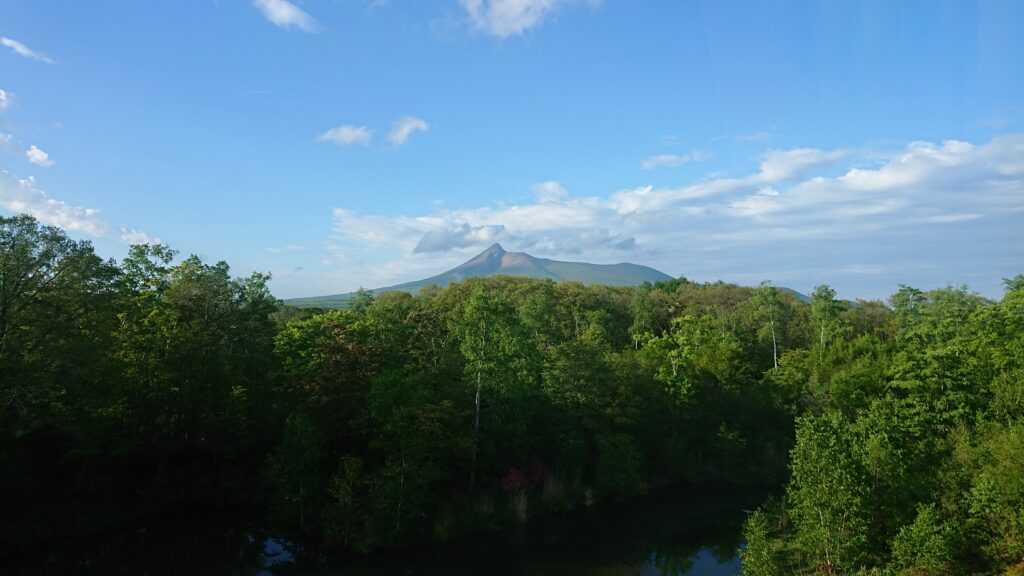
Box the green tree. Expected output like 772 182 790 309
751 281 786 368
891 503 955 574
810 284 846 362
651 312 746 404
741 509 780 576
629 287 655 350
788 413 870 572
267 412 323 532
0 214 118 430
451 283 537 492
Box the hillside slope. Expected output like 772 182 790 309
285 244 673 308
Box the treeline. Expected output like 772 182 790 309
1 214 795 553
2 214 1021 573
263 273 801 550
741 280 1024 574
1 216 280 548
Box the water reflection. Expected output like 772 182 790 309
15 483 766 576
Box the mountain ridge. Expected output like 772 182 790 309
285 244 674 308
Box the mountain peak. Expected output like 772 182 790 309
457 243 510 273
284 246 675 308
483 243 506 256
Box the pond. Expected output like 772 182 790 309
18 483 767 576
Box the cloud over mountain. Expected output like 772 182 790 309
323 134 1024 293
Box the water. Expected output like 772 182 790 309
16 483 766 576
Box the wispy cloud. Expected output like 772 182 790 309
0 170 158 243
252 0 321 32
1 37 54 64
611 147 847 214
319 134 1024 294
458 0 596 38
26 145 54 167
735 130 774 142
534 180 568 203
318 124 373 146
0 133 15 154
0 89 10 112
641 150 710 169
387 116 429 146
979 106 1024 131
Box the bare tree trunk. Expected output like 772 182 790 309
470 368 481 492
771 318 778 368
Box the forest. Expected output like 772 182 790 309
1 213 1021 574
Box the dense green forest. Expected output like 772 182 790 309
741 280 1024 573
1 214 1021 574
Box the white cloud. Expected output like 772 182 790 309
252 0 321 32
414 223 511 253
915 213 981 224
317 134 1024 295
642 154 685 169
387 116 429 146
641 150 710 169
1 137 58 168
610 147 843 215
459 0 595 38
0 89 10 112
756 147 847 180
318 125 373 146
26 145 54 167
1 37 54 64
533 180 568 203
120 228 161 245
0 172 107 236
326 179 636 286
0 170 158 244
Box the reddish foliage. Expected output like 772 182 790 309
502 460 553 492
501 468 529 492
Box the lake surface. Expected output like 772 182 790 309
18 483 767 576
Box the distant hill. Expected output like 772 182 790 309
284 243 674 309
780 286 811 303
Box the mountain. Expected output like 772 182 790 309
284 244 674 308
779 286 812 303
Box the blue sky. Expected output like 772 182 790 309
1 0 1022 300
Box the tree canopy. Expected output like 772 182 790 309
1 214 1020 574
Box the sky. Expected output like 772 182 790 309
1 0 1023 300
